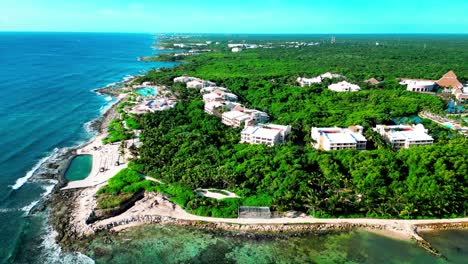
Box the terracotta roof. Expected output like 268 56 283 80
364 78 380 85
437 70 463 89
232 105 245 112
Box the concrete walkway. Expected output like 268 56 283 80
196 188 239 200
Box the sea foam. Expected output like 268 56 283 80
40 224 95 264
11 151 56 190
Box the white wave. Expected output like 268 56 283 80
21 180 58 214
83 119 98 136
99 97 117 115
0 208 19 213
11 149 58 190
104 95 113 102
104 81 118 88
40 224 95 264
123 75 134 82
21 200 39 213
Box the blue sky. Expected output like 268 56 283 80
0 0 467 33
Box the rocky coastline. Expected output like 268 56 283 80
48 185 468 259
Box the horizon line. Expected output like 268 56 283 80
0 30 468 35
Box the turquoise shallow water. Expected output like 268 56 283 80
83 225 463 264
64 155 92 181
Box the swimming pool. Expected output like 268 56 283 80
137 87 157 97
64 154 92 181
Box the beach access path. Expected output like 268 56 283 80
89 192 468 241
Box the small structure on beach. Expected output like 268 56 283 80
238 206 271 219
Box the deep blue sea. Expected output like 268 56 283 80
0 32 176 263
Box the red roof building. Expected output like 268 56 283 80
437 70 463 89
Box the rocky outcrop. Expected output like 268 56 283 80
87 191 145 224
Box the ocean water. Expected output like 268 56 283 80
0 32 177 263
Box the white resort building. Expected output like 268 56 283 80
435 70 467 102
399 79 436 93
241 124 291 146
174 76 199 83
454 85 468 102
311 126 367 151
328 81 361 92
202 90 238 103
232 47 243 52
374 124 434 149
221 106 270 127
200 86 228 94
297 72 342 87
297 76 322 86
174 76 215 89
222 110 251 127
204 101 224 115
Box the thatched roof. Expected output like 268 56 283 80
437 70 463 89
364 78 380 85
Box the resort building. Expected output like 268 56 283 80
232 47 243 52
328 81 361 92
174 76 216 89
228 44 245 48
131 98 177 114
222 110 251 127
437 70 463 90
311 126 367 151
297 72 342 87
230 105 270 123
399 79 436 92
454 85 468 102
320 72 342 79
297 76 322 86
202 90 238 103
220 106 270 127
241 124 292 146
174 76 199 83
204 101 224 115
374 124 434 149
435 71 467 102
200 86 228 94
187 80 206 89
245 109 270 123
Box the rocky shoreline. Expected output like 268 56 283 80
48 185 468 260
